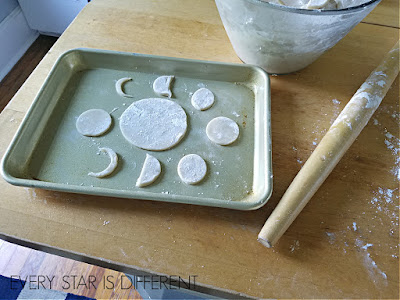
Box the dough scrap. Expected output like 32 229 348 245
136 154 161 187
206 116 239 146
177 154 207 185
120 98 187 151
153 75 174 97
191 88 215 111
267 0 369 9
88 147 118 178
76 109 112 137
116 77 133 98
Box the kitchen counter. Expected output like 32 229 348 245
0 0 398 298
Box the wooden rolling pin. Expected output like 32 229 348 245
258 41 400 248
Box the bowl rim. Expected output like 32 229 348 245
244 0 381 15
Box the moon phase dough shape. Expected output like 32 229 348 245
76 109 112 137
119 98 188 151
177 154 207 185
206 116 239 146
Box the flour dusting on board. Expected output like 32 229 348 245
371 105 400 180
289 240 300 253
355 238 388 286
324 179 398 284
383 130 400 180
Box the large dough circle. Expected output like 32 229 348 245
119 98 187 151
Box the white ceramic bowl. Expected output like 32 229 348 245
215 0 381 74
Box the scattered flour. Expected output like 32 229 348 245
120 248 127 257
352 222 357 231
355 238 388 286
289 240 300 253
383 130 400 180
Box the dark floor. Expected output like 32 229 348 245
0 35 57 111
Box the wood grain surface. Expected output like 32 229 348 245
0 0 398 298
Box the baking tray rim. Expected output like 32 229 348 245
1 48 273 210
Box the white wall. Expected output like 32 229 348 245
18 0 88 36
0 2 38 82
0 0 19 23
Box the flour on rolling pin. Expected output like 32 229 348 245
258 41 399 248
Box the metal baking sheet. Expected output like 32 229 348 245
1 48 272 210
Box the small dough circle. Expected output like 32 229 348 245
120 98 187 151
191 88 215 111
177 154 207 185
76 109 112 137
206 116 239 146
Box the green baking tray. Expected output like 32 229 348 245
1 48 272 210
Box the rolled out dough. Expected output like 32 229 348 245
76 109 112 137
88 147 118 178
153 75 174 97
119 98 187 151
191 88 215 111
206 116 239 146
136 154 162 187
177 154 207 185
116 77 133 98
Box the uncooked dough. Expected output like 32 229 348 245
76 109 112 137
136 154 161 187
177 154 207 185
191 88 215 111
266 0 370 9
206 116 239 146
153 75 174 97
119 98 187 151
88 147 118 178
116 77 133 98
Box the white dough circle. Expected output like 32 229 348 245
153 75 174 97
206 116 239 146
177 154 207 185
76 109 112 137
88 147 118 178
136 154 161 187
191 88 215 111
119 98 187 151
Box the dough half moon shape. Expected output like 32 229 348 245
76 109 112 137
119 98 187 151
206 116 239 146
136 154 162 187
177 154 207 185
153 75 174 98
88 147 118 178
